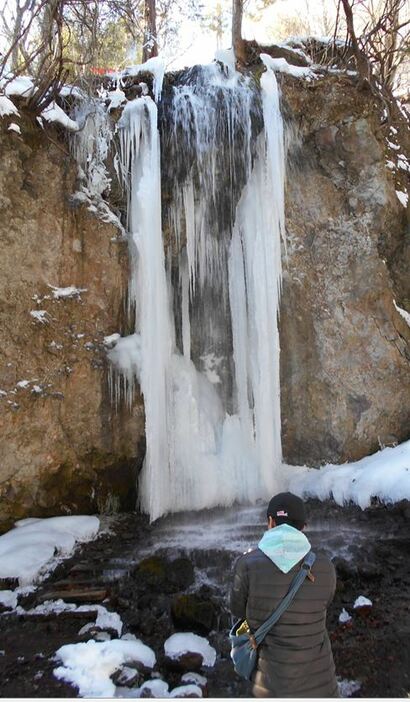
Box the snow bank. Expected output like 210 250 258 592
54 638 156 697
164 633 216 667
261 53 317 80
0 95 19 117
286 441 410 509
0 515 99 585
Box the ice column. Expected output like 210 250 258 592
117 98 173 519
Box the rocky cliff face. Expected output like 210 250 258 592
279 74 410 464
0 115 145 531
0 67 409 529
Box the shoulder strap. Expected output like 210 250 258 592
252 550 316 647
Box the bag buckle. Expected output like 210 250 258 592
248 634 258 650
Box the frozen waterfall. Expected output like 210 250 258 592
110 61 286 521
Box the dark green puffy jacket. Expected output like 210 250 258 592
230 548 339 698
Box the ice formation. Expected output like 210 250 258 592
109 60 286 520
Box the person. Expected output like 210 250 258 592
230 492 338 698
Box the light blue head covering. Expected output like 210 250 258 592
258 523 311 573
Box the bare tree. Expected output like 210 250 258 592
142 0 158 61
232 0 246 62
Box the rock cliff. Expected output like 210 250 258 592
0 115 145 531
0 65 409 529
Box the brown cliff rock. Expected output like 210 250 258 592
0 116 144 531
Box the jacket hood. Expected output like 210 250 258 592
258 523 311 573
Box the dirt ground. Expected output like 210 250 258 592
0 500 409 698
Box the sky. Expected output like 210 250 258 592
165 0 341 69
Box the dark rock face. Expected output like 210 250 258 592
171 594 218 635
133 556 195 594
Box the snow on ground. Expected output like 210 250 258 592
0 95 19 117
286 440 410 509
170 683 202 697
54 638 156 697
19 600 123 637
164 633 216 667
0 516 99 585
338 678 362 697
339 608 352 624
354 596 372 609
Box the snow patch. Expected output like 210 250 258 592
396 190 408 208
164 633 216 667
338 678 362 697
354 595 372 608
30 310 50 324
0 516 100 585
261 53 317 80
0 590 18 609
0 95 19 117
338 608 352 624
394 300 410 327
8 122 21 134
54 638 156 697
286 440 410 509
3 76 34 97
181 672 207 687
48 285 87 299
170 684 202 697
42 101 79 131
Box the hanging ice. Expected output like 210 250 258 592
111 62 286 520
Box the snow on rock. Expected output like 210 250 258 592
354 595 372 609
396 190 408 208
8 122 21 134
0 516 99 585
30 310 50 324
138 679 169 697
120 57 165 102
170 684 202 698
181 672 207 688
164 634 216 668
0 95 20 117
338 678 362 697
41 101 79 132
26 600 123 637
394 301 410 327
286 440 410 509
0 590 18 610
260 53 317 80
3 76 35 97
107 89 127 111
54 638 156 697
48 285 87 299
339 608 352 624
103 333 121 347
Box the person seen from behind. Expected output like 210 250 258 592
230 492 338 697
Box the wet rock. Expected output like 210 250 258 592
133 556 195 594
171 594 218 635
164 652 204 673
